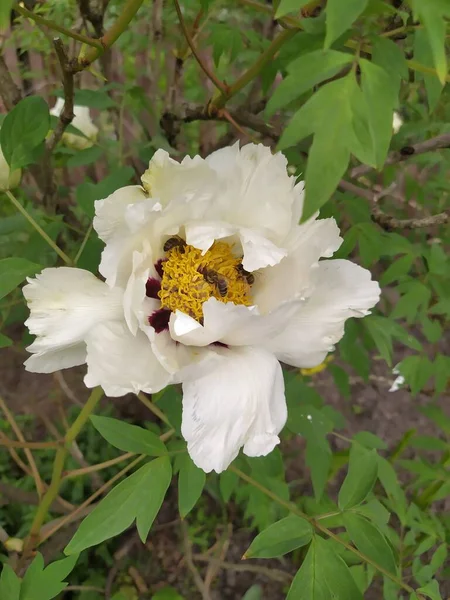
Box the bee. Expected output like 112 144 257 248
236 263 255 285
163 235 186 253
199 267 228 297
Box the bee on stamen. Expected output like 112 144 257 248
163 235 186 253
199 267 228 297
236 263 255 285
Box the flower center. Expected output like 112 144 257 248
158 238 253 322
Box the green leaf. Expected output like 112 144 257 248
430 544 447 575
410 435 448 452
0 565 21 600
178 453 206 518
66 146 103 168
411 0 447 85
241 585 263 600
338 446 378 510
414 30 443 112
0 332 13 348
20 553 79 600
244 514 313 559
377 457 407 524
397 355 432 395
0 96 50 170
65 457 172 553
360 59 397 168
135 456 172 542
363 315 393 365
302 75 355 220
0 257 41 300
287 536 363 599
266 49 353 116
353 431 387 450
75 166 134 219
220 469 238 502
343 513 397 574
73 89 117 109
306 437 332 501
417 579 443 600
380 255 414 286
275 0 312 18
355 499 390 528
90 415 167 456
324 0 369 48
433 354 450 396
328 364 350 399
372 37 408 81
0 0 14 30
152 587 184 600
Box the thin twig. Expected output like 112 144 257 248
136 392 171 426
74 223 93 264
13 4 102 48
338 180 449 230
181 521 211 600
0 437 61 450
193 554 292 584
73 0 145 72
351 132 450 179
46 39 75 153
173 0 227 94
4 190 72 264
63 452 135 479
0 396 45 498
203 524 232 595
54 372 83 407
21 388 103 560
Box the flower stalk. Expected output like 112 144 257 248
20 387 103 560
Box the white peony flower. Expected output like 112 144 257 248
23 143 381 473
392 111 403 134
0 129 21 191
50 98 99 150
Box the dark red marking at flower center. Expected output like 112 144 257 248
212 341 228 348
149 308 171 333
146 277 161 299
154 259 166 279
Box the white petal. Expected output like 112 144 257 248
181 346 286 473
170 300 258 346
206 143 298 244
123 249 153 335
184 221 236 253
23 268 123 372
94 185 148 243
253 218 342 313
170 297 300 349
84 321 172 397
239 228 287 271
25 344 87 374
266 260 381 368
141 149 217 206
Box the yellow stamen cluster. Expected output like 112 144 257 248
159 241 253 321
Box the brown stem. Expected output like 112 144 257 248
73 0 145 72
173 0 227 94
46 39 75 153
351 132 450 179
0 396 44 497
